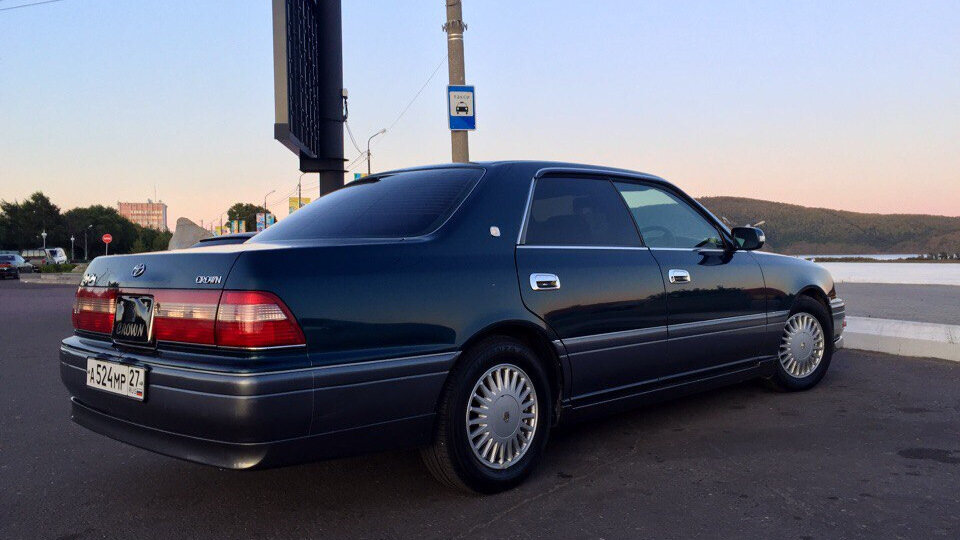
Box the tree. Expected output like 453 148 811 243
63 205 139 257
0 192 174 259
226 203 270 233
0 192 67 251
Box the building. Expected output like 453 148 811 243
118 200 168 231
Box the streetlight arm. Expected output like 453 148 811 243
366 129 387 175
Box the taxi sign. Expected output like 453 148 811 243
448 85 475 131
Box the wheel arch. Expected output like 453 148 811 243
451 320 566 424
795 285 833 332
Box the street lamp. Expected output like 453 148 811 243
41 230 47 250
264 189 275 212
83 225 92 261
367 128 387 175
70 235 75 262
297 172 308 210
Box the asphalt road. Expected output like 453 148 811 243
2 280 959 539
836 282 960 325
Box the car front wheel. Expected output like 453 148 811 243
421 336 552 493
767 296 834 391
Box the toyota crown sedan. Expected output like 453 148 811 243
61 161 845 493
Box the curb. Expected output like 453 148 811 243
844 316 960 362
19 273 81 285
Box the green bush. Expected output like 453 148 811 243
38 263 77 273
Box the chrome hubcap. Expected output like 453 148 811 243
466 363 538 469
779 313 825 378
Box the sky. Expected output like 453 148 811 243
1 0 958 226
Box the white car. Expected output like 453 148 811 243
46 247 68 264
21 247 68 266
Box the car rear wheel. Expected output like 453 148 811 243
421 336 552 494
766 296 833 391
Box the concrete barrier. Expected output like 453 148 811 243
844 316 960 362
19 273 80 285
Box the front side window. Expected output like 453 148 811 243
251 168 482 241
614 182 724 249
524 177 640 246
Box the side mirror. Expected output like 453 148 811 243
731 227 765 250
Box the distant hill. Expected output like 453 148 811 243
697 197 960 255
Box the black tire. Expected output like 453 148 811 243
766 296 834 392
421 336 553 494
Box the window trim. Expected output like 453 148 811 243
612 179 732 251
517 167 735 250
517 174 644 248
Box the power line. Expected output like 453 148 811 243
341 55 446 175
387 55 446 132
0 0 68 12
214 53 447 222
344 120 363 154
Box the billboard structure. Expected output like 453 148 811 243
289 197 312 215
273 0 345 194
256 213 277 232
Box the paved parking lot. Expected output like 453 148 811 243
836 282 960 325
2 280 959 539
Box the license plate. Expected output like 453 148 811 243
112 294 155 346
86 358 146 400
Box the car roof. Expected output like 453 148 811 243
373 160 669 184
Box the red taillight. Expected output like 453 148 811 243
72 288 304 349
152 290 221 345
72 287 116 334
215 291 305 348
0 264 10 268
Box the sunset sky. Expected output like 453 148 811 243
1 0 958 225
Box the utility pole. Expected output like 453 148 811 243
444 0 468 162
84 225 91 261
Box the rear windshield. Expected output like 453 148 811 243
0 256 14 262
251 167 483 241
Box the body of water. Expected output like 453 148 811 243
795 254 921 261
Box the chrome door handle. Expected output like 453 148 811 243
668 269 691 284
530 273 561 291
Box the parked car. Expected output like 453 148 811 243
60 162 845 493
46 247 68 264
0 254 24 279
22 247 68 267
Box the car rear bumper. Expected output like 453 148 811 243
60 338 457 469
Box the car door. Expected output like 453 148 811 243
612 181 766 375
515 175 668 399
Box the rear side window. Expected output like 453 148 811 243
251 168 482 241
524 177 640 246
